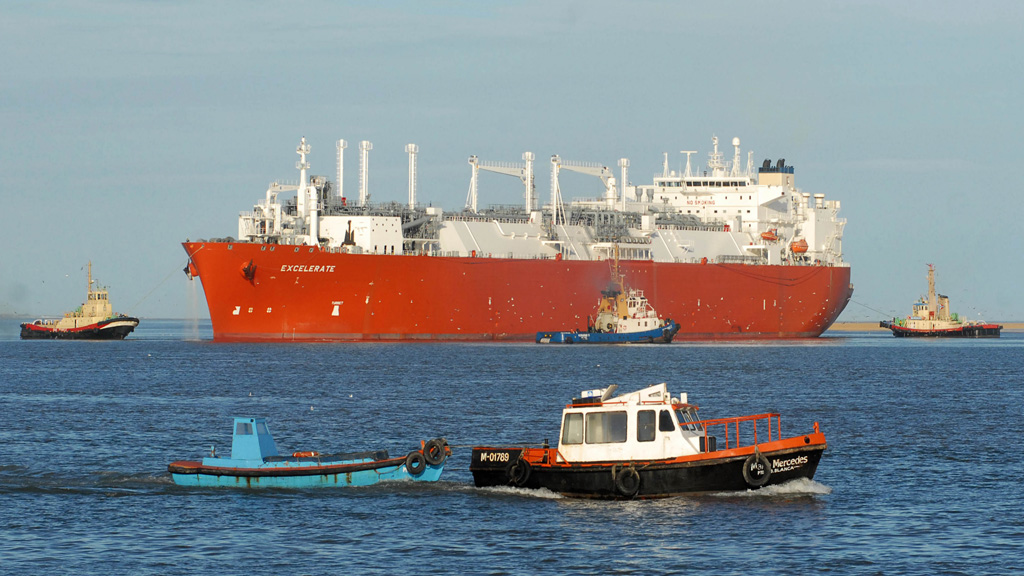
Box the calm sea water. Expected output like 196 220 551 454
1 318 1021 575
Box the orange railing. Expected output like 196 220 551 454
691 413 782 452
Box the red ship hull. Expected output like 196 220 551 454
184 241 853 341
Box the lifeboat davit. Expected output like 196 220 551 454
760 229 779 242
790 239 809 254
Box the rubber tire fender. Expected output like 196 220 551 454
742 451 772 488
405 451 427 476
506 459 532 487
614 466 640 498
424 438 447 466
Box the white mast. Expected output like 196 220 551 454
550 155 565 225
618 158 629 211
731 137 741 176
523 151 535 212
296 137 318 245
296 137 310 218
406 143 418 209
467 155 479 213
336 139 347 200
359 140 372 206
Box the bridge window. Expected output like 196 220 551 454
561 412 583 445
637 410 656 442
659 410 675 432
586 411 628 444
235 422 253 435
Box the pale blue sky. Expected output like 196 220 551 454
2 1 1022 321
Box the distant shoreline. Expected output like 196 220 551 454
829 321 1024 332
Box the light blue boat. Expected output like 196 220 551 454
169 417 449 488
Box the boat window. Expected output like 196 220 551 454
586 411 628 444
659 410 675 432
256 421 269 435
561 412 583 445
235 422 253 435
675 408 704 433
637 410 656 442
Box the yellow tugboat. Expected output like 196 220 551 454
20 262 140 340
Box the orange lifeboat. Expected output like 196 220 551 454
760 229 779 242
790 239 809 254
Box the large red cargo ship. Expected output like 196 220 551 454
184 136 852 341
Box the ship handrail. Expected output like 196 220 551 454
690 413 782 452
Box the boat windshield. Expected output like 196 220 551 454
675 407 704 433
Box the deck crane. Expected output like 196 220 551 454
555 159 619 209
466 153 536 214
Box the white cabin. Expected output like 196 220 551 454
556 383 710 463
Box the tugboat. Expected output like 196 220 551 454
470 383 826 499
20 262 140 340
536 247 680 344
880 264 1001 338
168 417 450 488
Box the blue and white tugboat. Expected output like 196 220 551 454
536 248 679 344
169 417 450 488
471 383 826 499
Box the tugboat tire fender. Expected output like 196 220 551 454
742 451 772 488
614 466 640 497
405 451 427 475
506 458 532 486
424 438 447 466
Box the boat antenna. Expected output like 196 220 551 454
600 384 619 402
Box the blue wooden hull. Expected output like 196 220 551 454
536 320 679 344
169 439 451 488
167 450 444 485
169 460 445 488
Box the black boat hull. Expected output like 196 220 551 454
471 445 825 499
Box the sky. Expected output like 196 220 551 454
2 1 1023 322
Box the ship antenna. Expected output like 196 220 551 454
680 151 697 178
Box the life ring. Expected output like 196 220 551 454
292 451 319 458
405 451 427 475
506 458 532 486
742 451 771 488
424 438 448 465
614 466 640 497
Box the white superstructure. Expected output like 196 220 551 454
235 136 847 268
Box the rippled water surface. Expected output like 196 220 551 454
1 318 1022 575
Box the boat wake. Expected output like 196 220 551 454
476 485 564 499
722 477 831 497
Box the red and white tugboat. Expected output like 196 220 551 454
470 383 827 499
20 262 140 340
879 264 1001 338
